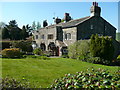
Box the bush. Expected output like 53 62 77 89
33 48 43 55
61 54 69 58
51 68 120 89
117 55 120 60
87 57 103 64
1 41 11 50
11 40 33 53
68 40 90 60
1 77 32 89
90 34 114 61
1 48 22 58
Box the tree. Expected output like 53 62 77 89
2 27 10 39
32 21 36 30
0 22 6 29
36 22 41 30
20 25 29 40
90 34 114 61
6 20 21 40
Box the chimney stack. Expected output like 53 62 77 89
43 20 48 27
64 13 71 22
90 2 101 17
54 17 61 24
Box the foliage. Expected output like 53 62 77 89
116 33 120 41
20 25 29 40
2 20 31 40
1 41 11 50
2 27 10 39
11 40 33 52
33 48 43 55
1 48 22 58
51 68 120 89
90 34 114 61
36 22 41 30
61 54 69 58
68 40 90 60
1 76 34 89
117 55 120 60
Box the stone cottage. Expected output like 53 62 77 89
33 2 116 56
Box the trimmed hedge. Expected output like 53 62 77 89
1 48 22 58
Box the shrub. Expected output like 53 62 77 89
1 77 32 89
51 68 120 89
1 41 11 50
117 55 120 60
33 48 43 55
61 54 69 58
68 40 90 60
87 57 103 64
90 34 114 61
11 40 33 53
1 48 22 58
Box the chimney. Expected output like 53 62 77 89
90 2 101 17
54 17 61 24
64 13 71 22
43 20 48 27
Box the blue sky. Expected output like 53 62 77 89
1 2 119 32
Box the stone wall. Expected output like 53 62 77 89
63 27 77 46
77 16 116 40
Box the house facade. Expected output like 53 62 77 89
33 2 116 56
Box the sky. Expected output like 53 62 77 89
0 1 119 32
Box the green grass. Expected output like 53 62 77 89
1 57 119 88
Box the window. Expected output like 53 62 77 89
41 35 45 39
64 33 71 40
105 26 107 31
36 35 38 39
67 33 71 39
90 25 93 29
65 34 67 40
48 34 53 39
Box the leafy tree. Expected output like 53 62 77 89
20 25 29 40
12 41 33 52
26 24 33 36
6 20 21 40
90 34 114 61
2 27 10 39
0 22 6 29
32 21 36 30
36 22 41 30
68 40 90 60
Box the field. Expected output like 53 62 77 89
1 57 119 88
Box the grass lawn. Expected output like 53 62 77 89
1 57 120 88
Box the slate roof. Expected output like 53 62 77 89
61 16 91 28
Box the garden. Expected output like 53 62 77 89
1 34 120 89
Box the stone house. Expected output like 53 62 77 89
33 2 116 56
